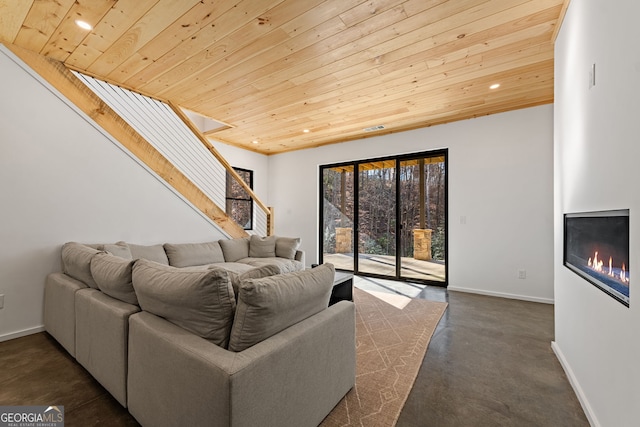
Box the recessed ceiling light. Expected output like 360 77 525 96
75 20 93 30
303 129 310 133
252 140 259 144
489 83 500 90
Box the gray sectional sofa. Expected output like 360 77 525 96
44 236 356 427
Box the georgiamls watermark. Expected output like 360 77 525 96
0 406 64 427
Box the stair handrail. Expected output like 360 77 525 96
5 42 253 239
169 102 274 235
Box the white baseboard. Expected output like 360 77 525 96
551 341 598 427
0 325 45 343
447 286 554 304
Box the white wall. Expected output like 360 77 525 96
0 47 226 341
269 105 554 302
553 1 640 425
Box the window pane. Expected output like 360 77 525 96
227 200 252 229
226 168 253 230
399 157 446 282
358 162 396 276
322 166 354 271
227 170 251 200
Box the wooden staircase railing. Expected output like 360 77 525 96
169 102 274 235
5 42 272 237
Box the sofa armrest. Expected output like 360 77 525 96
294 249 305 266
127 301 355 427
229 300 355 427
127 312 236 427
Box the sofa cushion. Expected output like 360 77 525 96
124 242 169 265
249 235 277 258
132 260 235 348
164 242 225 267
275 237 301 260
61 242 101 289
229 264 282 298
90 252 138 305
228 263 335 352
237 257 304 274
219 238 250 262
214 262 254 275
103 243 133 259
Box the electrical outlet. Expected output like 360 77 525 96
0 294 4 309
518 270 527 280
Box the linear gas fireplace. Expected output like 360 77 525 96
564 209 630 306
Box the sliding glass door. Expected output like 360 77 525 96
398 157 446 282
321 165 355 271
357 161 397 276
320 150 447 286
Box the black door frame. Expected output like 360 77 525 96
319 149 448 287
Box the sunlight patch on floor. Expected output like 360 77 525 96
362 290 413 309
354 276 426 308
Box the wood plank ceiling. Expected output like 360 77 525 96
0 0 567 155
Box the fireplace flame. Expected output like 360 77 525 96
587 251 629 285
609 256 613 277
590 251 604 272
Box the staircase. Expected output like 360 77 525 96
6 43 272 238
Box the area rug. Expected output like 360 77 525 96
321 288 448 427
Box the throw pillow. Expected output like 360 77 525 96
219 238 250 262
124 242 169 265
275 237 301 260
249 235 277 258
90 252 138 305
228 264 282 298
228 263 335 352
164 241 225 267
61 242 101 289
103 243 133 259
132 260 236 348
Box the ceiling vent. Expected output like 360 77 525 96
363 125 385 132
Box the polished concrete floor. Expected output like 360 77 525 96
0 332 138 427
0 283 588 427
397 285 589 427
